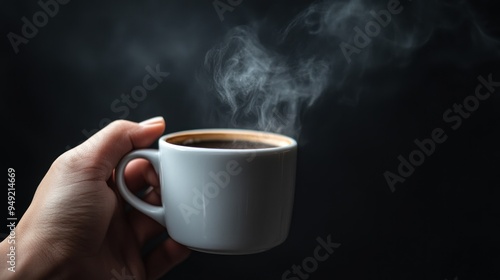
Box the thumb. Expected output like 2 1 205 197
62 117 165 180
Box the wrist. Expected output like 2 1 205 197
0 218 63 279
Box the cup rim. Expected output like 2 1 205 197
160 128 297 153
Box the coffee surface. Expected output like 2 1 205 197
180 140 276 149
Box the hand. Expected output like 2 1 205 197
0 117 191 279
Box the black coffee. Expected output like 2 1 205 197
180 140 276 149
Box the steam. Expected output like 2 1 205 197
204 0 499 139
204 25 329 136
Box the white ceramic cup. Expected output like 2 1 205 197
116 128 297 254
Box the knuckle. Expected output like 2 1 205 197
108 119 134 131
54 145 105 178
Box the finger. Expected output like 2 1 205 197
107 155 159 199
123 158 160 193
128 186 166 246
144 238 191 280
117 159 165 245
60 116 165 180
109 151 165 246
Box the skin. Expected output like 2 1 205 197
0 117 191 279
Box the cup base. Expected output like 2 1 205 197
187 246 272 255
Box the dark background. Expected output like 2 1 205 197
2 0 499 279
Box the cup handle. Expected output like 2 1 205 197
116 149 165 227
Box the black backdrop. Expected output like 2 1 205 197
2 0 499 279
